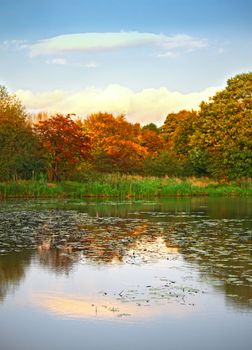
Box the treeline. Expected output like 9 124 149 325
0 72 251 182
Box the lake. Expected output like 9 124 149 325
0 198 251 350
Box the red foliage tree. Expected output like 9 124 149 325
35 114 90 180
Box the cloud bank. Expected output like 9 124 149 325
30 32 207 57
16 84 220 125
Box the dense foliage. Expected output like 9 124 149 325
0 86 43 180
188 73 252 179
35 114 90 180
0 72 251 181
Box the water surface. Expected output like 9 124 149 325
0 198 251 350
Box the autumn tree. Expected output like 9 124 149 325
189 72 252 178
35 114 91 180
0 86 43 180
140 128 164 156
84 113 148 173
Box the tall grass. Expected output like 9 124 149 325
0 175 252 199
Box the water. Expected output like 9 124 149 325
0 198 251 350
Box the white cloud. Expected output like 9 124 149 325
160 34 207 50
16 89 67 109
82 61 99 68
157 51 178 58
45 58 99 68
29 32 207 57
0 39 28 51
16 84 220 125
45 58 67 65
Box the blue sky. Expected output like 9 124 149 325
0 0 251 123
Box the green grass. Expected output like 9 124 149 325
0 175 252 199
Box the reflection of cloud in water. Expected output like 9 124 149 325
123 237 179 264
34 293 192 321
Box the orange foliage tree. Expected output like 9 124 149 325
35 114 91 180
83 113 148 173
140 128 164 156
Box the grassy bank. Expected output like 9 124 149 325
0 175 252 199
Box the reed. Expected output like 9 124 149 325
0 176 251 199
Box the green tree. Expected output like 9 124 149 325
142 123 160 133
189 72 252 178
0 86 43 180
161 110 197 153
144 151 188 177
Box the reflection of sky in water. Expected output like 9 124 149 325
0 198 252 350
4 255 211 321
0 198 251 310
30 247 206 321
1 250 251 350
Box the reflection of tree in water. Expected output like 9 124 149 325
76 222 151 263
36 241 75 274
0 247 75 302
0 251 32 302
0 199 251 310
52 220 177 264
33 214 252 310
27 197 252 220
162 220 252 309
51 216 251 310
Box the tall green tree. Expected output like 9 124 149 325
0 86 43 180
189 72 252 178
161 110 197 153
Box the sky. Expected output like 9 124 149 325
0 0 252 124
